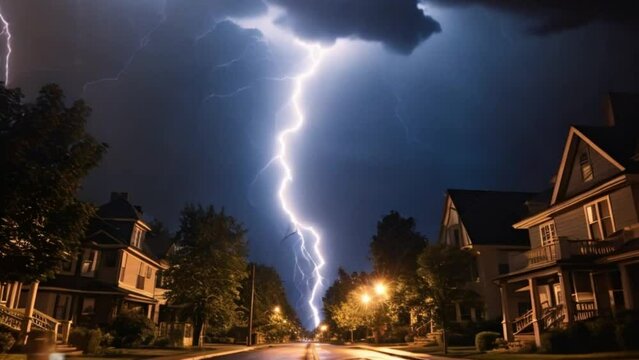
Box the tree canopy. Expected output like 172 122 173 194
164 204 248 345
0 83 106 282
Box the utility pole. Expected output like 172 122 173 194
248 264 255 346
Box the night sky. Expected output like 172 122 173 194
3 1 639 328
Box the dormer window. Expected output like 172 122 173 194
579 149 594 182
131 226 145 248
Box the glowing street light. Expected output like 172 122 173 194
273 306 281 313
320 324 328 332
361 293 371 305
374 282 387 296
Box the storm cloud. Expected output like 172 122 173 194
266 0 441 54
425 0 639 35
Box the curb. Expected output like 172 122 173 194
149 345 269 360
353 346 422 360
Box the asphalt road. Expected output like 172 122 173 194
213 343 424 359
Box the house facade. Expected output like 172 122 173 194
0 192 173 343
439 189 535 322
497 122 639 346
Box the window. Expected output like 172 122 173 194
81 249 99 276
137 263 146 289
156 270 165 288
146 267 152 279
0 283 8 303
469 257 479 282
539 221 558 246
131 226 145 248
81 298 95 315
579 149 594 182
585 198 615 240
60 257 76 275
120 252 128 281
54 294 71 320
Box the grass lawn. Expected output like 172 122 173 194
0 355 26 360
74 345 244 360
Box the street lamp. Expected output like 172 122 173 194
320 324 328 332
361 293 371 305
273 306 281 313
374 282 387 296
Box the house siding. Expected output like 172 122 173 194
554 205 589 240
609 186 638 229
563 138 620 200
528 226 543 248
118 250 157 296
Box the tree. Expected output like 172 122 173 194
0 83 107 283
332 292 369 343
322 268 369 336
370 211 427 324
238 264 301 341
417 244 477 354
164 205 248 346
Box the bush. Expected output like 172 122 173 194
616 316 639 350
111 311 155 348
540 322 591 354
68 327 103 354
153 337 170 347
587 318 617 352
475 331 500 352
0 332 15 353
169 328 184 348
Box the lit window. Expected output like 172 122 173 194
81 298 95 315
579 150 594 182
131 226 145 248
585 198 614 240
540 222 558 246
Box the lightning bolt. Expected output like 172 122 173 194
0 8 11 85
82 5 167 94
275 40 327 327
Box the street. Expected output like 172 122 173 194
213 343 448 360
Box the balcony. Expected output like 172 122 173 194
510 238 623 272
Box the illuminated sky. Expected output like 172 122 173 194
2 0 638 327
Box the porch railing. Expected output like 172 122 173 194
574 301 597 321
541 305 565 330
0 304 23 332
513 309 533 335
510 238 623 271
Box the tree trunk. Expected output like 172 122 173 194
350 329 354 343
441 310 448 355
193 313 203 347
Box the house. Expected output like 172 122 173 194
496 98 639 346
0 192 172 344
438 189 535 322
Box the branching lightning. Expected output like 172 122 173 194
274 40 327 327
0 8 12 85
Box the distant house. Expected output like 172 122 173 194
497 97 639 346
438 189 535 322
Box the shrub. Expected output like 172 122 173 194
539 328 569 354
153 337 170 347
110 311 155 348
540 322 591 354
616 316 639 350
475 331 500 352
69 327 103 354
0 332 15 353
169 328 184 347
586 317 617 352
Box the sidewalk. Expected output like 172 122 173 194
354 344 465 360
148 344 267 360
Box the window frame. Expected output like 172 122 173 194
80 249 99 277
583 196 615 240
539 221 558 246
81 297 96 315
131 225 145 248
579 148 594 182
119 252 128 282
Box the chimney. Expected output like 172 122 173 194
110 192 129 202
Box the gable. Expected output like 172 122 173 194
552 127 624 204
439 196 471 247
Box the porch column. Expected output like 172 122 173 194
499 282 514 342
454 302 462 322
7 282 19 308
528 277 542 347
558 270 575 323
60 320 73 344
20 281 39 345
619 264 635 310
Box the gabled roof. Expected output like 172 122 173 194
447 189 535 247
550 125 639 204
97 197 144 221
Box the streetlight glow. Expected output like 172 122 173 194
361 293 371 304
273 306 281 313
374 282 387 296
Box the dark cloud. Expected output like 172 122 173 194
266 0 441 54
425 0 639 35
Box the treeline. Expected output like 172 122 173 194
322 211 477 352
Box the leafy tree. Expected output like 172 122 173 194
0 83 106 283
417 244 477 354
239 263 301 339
164 205 248 346
370 211 427 324
332 292 369 343
322 268 369 335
